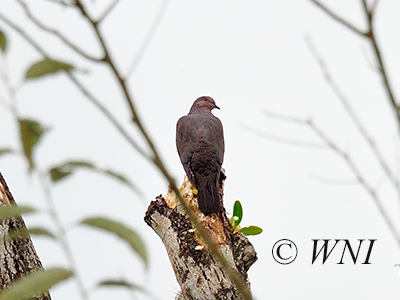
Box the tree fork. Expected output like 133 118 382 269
144 174 257 299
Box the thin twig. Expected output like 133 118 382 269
0 54 19 116
308 119 400 246
97 0 121 23
41 0 70 5
263 110 309 125
126 0 170 78
0 11 48 57
16 0 101 62
305 36 400 196
244 121 327 150
371 0 380 14
308 0 400 131
261 109 400 246
361 0 372 22
309 0 365 36
360 1 400 130
37 168 89 300
66 73 150 160
309 174 359 185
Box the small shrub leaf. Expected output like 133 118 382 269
18 118 47 170
9 227 55 240
48 160 140 194
232 200 243 227
0 268 72 300
239 226 263 236
0 205 35 220
98 279 141 290
25 58 74 80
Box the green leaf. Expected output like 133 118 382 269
98 279 141 290
27 227 55 238
49 167 72 182
8 227 55 240
239 226 263 236
64 161 95 168
0 267 72 300
82 217 148 267
18 119 47 170
0 205 35 220
25 58 74 80
0 29 6 53
97 279 160 300
49 161 94 182
48 160 140 194
232 200 243 227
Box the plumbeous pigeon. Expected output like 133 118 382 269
176 96 224 215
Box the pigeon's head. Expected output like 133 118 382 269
189 96 220 114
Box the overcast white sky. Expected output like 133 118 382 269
1 0 400 299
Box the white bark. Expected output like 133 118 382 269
145 175 257 300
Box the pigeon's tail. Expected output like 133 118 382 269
197 183 221 215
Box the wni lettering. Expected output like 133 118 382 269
311 239 376 264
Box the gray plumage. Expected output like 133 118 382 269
176 96 224 215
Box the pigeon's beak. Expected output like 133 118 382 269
214 104 220 110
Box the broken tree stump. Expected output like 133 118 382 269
144 174 257 300
0 170 51 299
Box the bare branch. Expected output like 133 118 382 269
126 0 170 78
35 167 89 300
263 110 310 125
371 0 380 13
0 11 48 57
305 36 400 196
41 0 71 5
309 0 366 36
309 174 359 185
0 54 19 116
244 125 328 150
258 107 400 245
97 0 121 23
361 0 372 22
251 112 327 149
309 0 400 130
360 2 400 130
16 0 101 62
308 119 400 246
66 73 150 160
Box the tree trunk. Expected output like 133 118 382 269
0 170 51 299
144 174 257 300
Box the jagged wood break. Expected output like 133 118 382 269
0 171 51 299
144 173 257 300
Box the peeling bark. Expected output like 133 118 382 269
0 170 51 299
144 174 257 300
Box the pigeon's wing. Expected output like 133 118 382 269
176 116 196 182
176 116 193 164
211 117 224 166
